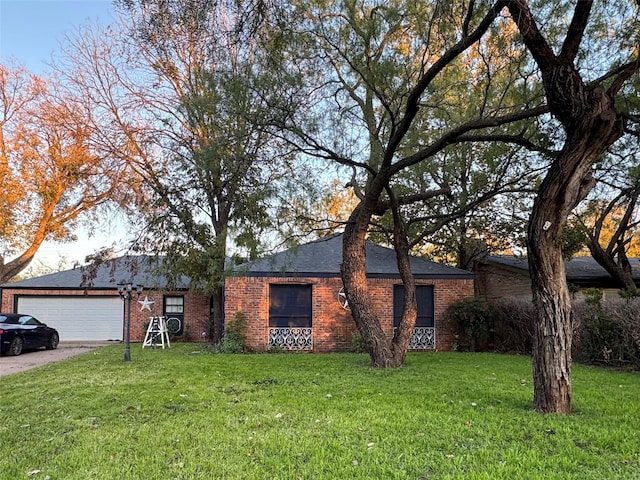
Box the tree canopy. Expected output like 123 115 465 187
264 0 549 367
54 0 314 341
0 62 127 282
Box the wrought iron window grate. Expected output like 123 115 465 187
268 327 313 350
394 327 436 350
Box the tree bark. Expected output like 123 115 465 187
210 228 228 345
342 202 395 367
0 254 36 283
211 283 224 343
508 0 633 413
528 173 577 414
0 186 64 283
341 187 421 367
527 89 623 413
390 215 418 367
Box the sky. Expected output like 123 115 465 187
0 0 115 73
1 0 121 270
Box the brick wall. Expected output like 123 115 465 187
224 275 474 352
1 288 210 343
133 290 211 343
3 274 474 350
473 262 628 304
474 263 532 300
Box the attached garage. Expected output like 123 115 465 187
1 255 210 344
17 296 123 341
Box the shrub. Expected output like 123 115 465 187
583 287 603 305
492 299 535 354
483 292 640 369
606 299 640 368
618 288 640 300
351 331 367 353
573 296 640 368
217 312 248 353
446 298 497 351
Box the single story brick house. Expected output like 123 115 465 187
1 235 474 350
0 256 211 343
225 234 474 352
474 255 640 300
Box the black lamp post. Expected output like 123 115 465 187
117 283 144 362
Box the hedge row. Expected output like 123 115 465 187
447 296 640 369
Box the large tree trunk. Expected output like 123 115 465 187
385 195 418 366
0 189 63 283
210 241 227 344
528 186 576 414
342 203 395 367
527 91 623 413
341 207 419 367
508 0 632 414
341 178 421 368
0 254 35 283
390 221 417 367
208 228 228 344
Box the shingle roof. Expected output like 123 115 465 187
235 233 473 279
1 255 190 290
482 255 640 286
3 235 472 290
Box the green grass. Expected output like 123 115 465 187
1 346 639 479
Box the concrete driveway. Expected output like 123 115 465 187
0 341 113 377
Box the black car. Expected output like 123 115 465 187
0 313 59 356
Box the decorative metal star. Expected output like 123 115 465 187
138 296 155 312
338 287 350 310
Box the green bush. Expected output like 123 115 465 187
583 287 603 305
446 297 497 351
217 311 248 353
351 330 367 353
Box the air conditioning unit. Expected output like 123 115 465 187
165 316 184 336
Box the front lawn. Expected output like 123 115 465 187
1 345 638 479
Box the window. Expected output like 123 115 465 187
163 296 184 314
163 296 184 336
393 285 436 349
269 284 312 327
393 285 434 328
19 316 38 325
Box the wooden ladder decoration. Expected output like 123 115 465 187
142 316 171 349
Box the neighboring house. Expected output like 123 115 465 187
475 255 640 300
0 256 211 343
225 234 474 352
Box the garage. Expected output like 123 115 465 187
17 296 123 341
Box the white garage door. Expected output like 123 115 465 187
17 296 123 341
